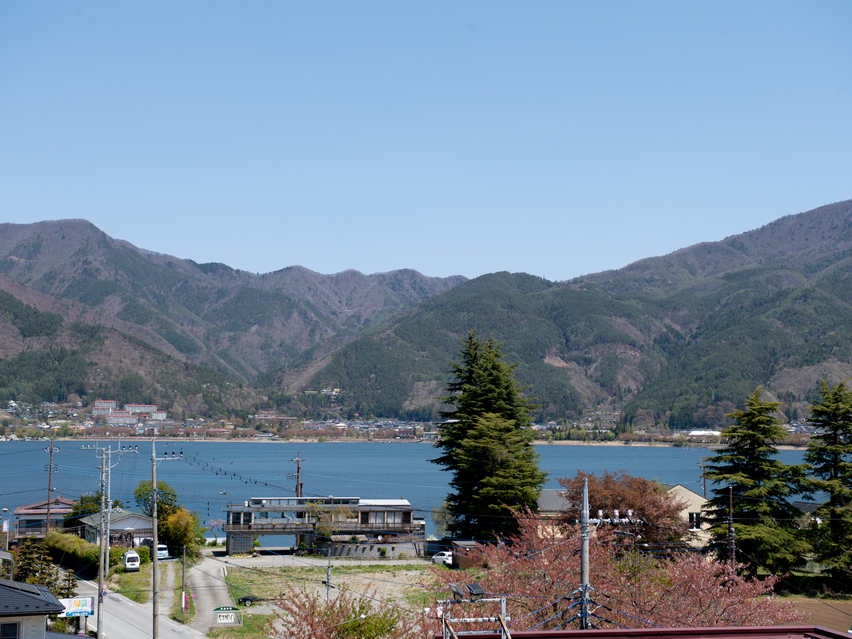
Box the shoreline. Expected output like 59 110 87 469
2 436 807 451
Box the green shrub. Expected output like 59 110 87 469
45 532 138 569
136 545 150 564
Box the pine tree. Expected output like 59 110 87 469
433 330 545 540
14 538 59 590
55 569 78 599
805 379 852 579
702 387 810 574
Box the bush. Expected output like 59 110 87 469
136 545 151 564
45 531 142 570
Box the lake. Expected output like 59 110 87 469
0 440 806 540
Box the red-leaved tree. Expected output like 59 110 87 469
559 470 687 544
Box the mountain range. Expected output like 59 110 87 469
2 198 851 427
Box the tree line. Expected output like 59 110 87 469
703 383 852 581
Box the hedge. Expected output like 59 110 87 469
44 532 150 569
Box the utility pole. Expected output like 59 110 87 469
291 452 303 497
181 545 187 617
81 439 136 639
579 478 591 630
727 486 736 567
151 441 182 639
152 440 160 639
43 441 60 536
96 453 106 639
290 452 304 548
326 548 332 603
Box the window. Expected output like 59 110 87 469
387 511 402 524
369 511 384 524
0 622 20 639
688 512 702 531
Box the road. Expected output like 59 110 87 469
76 568 207 639
189 554 235 634
71 551 426 638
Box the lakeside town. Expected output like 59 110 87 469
0 398 817 447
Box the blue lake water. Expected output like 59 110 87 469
0 440 806 540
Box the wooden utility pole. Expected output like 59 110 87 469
291 452 303 497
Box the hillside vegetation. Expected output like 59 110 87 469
2 199 852 426
264 199 852 426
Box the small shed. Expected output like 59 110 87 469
451 540 480 570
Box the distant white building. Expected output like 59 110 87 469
107 411 138 425
125 404 158 414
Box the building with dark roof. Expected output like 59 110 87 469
0 577 64 639
12 496 74 540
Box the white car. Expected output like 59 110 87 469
431 551 453 565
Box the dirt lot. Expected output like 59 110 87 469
789 598 852 633
227 563 852 633
226 563 441 611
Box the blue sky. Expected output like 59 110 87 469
1 2 850 281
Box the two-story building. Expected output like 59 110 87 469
12 497 74 540
223 495 425 555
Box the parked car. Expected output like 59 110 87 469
122 550 140 572
431 551 453 565
238 595 266 606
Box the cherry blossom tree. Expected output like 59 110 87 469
428 510 805 631
274 584 441 639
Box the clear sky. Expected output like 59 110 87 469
1 2 850 281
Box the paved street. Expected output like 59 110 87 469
67 550 426 638
77 572 207 639
189 555 234 634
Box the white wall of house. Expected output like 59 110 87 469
1 615 48 639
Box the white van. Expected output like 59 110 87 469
122 550 140 572
157 544 169 560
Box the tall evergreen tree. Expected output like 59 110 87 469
702 387 810 574
433 330 546 540
805 379 852 579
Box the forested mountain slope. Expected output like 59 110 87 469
266 199 852 427
0 220 465 380
0 283 259 416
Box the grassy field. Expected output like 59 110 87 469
224 563 438 607
109 563 151 603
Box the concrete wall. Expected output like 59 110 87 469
319 541 423 559
226 532 254 555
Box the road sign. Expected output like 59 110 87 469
59 597 94 618
210 607 242 628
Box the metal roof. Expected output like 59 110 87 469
0 578 65 617
359 499 411 507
